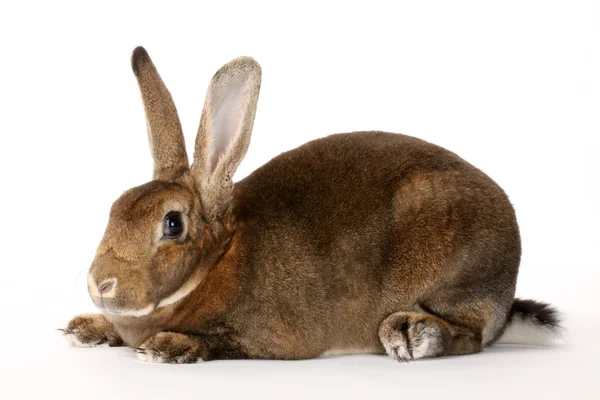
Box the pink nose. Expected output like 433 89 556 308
98 280 115 295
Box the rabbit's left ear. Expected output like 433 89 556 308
191 57 261 219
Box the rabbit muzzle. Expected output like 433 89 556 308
87 256 156 318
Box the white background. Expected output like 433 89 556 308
0 1 598 399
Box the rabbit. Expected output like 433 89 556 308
62 46 562 363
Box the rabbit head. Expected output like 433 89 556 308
87 47 261 318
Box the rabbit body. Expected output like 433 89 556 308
220 131 519 357
99 131 518 360
63 48 560 363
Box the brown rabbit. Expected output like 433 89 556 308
62 47 561 363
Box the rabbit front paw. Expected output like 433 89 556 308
61 314 122 348
135 332 204 364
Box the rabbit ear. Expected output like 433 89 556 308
191 57 261 219
131 47 189 181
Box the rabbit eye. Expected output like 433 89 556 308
163 212 184 239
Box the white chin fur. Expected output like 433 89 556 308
156 268 206 309
497 315 563 346
105 303 156 318
103 267 207 318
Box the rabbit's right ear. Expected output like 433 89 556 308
191 57 261 220
132 47 189 181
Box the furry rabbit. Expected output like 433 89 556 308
62 47 561 363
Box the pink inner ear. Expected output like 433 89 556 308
210 75 247 172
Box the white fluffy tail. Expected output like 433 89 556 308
496 298 563 346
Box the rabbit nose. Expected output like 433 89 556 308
98 279 116 296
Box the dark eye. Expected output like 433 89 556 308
163 212 184 239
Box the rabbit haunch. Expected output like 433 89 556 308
63 47 562 363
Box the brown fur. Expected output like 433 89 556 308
64 47 557 363
132 47 188 181
192 56 261 220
